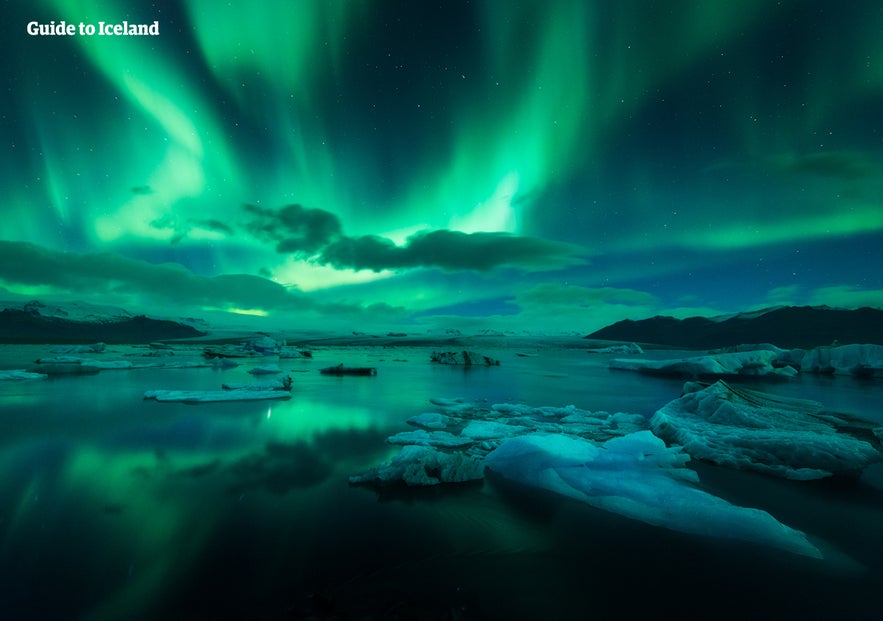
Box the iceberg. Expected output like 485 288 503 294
144 389 291 403
586 342 643 354
610 350 796 379
798 344 883 377
49 342 106 354
349 445 484 486
0 369 47 381
387 429 474 448
31 356 135 374
406 412 451 429
430 350 500 366
484 431 822 559
248 364 281 375
221 376 292 391
650 381 883 479
319 364 377 376
353 398 651 487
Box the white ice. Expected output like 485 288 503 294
610 349 797 379
349 445 484 486
143 389 291 403
799 343 883 377
484 430 823 559
650 381 883 479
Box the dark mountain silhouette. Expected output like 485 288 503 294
586 306 883 349
0 308 206 343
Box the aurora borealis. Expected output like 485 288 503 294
3 0 883 333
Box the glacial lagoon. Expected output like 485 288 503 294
1 343 882 619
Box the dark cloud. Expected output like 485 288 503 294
244 204 342 253
0 241 405 318
0 240 301 309
319 229 582 272
243 205 582 272
148 214 234 244
190 218 234 235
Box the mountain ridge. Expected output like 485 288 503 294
0 302 207 344
586 306 883 349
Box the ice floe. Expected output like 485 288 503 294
484 431 822 559
650 381 883 480
349 445 484 486
49 342 106 354
351 394 844 558
430 350 500 366
143 389 291 403
0 370 47 381
586 342 643 354
406 412 451 429
610 349 797 379
354 399 648 484
221 376 292 391
248 364 281 375
320 364 377 376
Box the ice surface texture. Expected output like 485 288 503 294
430 350 500 365
610 350 796 379
799 344 883 377
651 381 883 479
484 431 822 559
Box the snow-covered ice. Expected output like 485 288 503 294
586 342 643 354
798 344 883 377
650 381 883 479
484 431 822 559
610 349 797 379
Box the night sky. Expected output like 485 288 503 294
3 0 883 333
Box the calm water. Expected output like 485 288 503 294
1 344 882 620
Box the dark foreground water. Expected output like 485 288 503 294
1 344 882 620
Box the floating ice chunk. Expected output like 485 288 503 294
32 356 134 373
610 350 796 379
407 413 451 429
430 350 500 366
349 445 484 486
320 364 377 376
587 343 643 354
650 381 883 479
278 347 312 359
35 356 87 364
222 376 291 391
484 431 822 559
0 370 47 381
83 360 134 370
144 389 291 403
387 429 474 448
248 364 281 375
49 342 106 354
211 357 239 369
461 420 528 440
799 344 883 377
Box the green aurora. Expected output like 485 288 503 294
3 0 883 332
